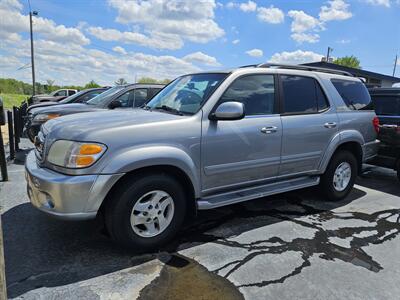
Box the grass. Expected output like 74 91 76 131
0 93 29 109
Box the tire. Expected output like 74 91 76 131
105 173 187 251
320 150 358 201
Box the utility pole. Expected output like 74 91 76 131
326 47 333 63
393 54 398 77
29 10 38 96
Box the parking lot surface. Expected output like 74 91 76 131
1 150 399 299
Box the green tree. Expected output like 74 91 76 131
115 78 128 85
84 80 100 89
138 77 171 84
333 55 361 69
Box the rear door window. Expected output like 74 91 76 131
371 95 400 116
281 75 329 114
331 79 372 110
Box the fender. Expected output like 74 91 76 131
100 145 201 197
318 130 364 173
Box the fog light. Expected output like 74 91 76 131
38 192 55 209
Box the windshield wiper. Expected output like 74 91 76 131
153 105 184 116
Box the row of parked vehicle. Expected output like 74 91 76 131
23 64 398 251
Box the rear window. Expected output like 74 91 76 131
331 79 372 110
371 95 400 116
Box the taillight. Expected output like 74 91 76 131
372 116 380 134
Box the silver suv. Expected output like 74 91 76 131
25 64 380 250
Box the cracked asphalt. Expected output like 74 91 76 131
1 148 399 299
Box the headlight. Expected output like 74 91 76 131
33 113 60 122
47 140 107 168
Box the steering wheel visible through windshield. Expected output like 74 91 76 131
145 73 228 115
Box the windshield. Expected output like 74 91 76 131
86 86 126 106
59 90 86 104
372 95 400 116
145 73 228 115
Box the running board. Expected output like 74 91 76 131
197 176 320 210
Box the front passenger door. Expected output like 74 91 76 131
201 74 282 192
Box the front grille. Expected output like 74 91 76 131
34 131 46 162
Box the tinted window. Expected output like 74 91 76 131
219 75 275 115
371 95 400 116
79 91 103 103
331 79 372 110
116 90 133 107
133 89 148 107
282 75 328 114
68 90 76 96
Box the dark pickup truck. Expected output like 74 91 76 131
369 88 400 180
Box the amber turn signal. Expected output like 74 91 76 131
76 155 95 166
79 144 103 155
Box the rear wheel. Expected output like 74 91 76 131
320 150 358 201
105 173 187 251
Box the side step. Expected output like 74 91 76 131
197 176 320 210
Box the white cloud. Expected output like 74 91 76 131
232 39 240 44
337 39 351 44
291 33 320 44
107 0 224 48
364 0 391 7
87 27 183 50
240 1 257 12
257 6 285 24
269 50 324 64
319 0 352 22
288 10 322 33
0 1 89 45
112 46 127 55
246 49 263 57
183 52 220 66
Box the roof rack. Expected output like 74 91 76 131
257 63 354 77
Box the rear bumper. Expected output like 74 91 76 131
362 139 380 162
25 151 124 220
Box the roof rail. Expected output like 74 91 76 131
238 64 259 68
257 63 354 77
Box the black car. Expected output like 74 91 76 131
26 87 110 113
369 87 400 180
25 83 164 142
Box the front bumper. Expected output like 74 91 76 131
25 151 123 220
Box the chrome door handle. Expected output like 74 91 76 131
324 122 337 129
261 126 278 134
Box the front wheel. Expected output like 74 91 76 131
320 150 358 201
105 173 187 251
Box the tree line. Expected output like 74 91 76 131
0 77 171 95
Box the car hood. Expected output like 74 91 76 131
27 102 59 112
30 103 99 115
43 108 186 142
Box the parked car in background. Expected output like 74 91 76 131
24 83 164 142
27 87 110 113
31 89 79 104
25 64 379 250
368 87 400 180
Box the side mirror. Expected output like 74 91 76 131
109 100 122 109
210 101 245 121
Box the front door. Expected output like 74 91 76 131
201 74 282 192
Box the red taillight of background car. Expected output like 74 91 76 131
372 116 380 133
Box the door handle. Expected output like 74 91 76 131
261 126 278 134
324 122 337 129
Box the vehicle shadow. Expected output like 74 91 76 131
3 187 366 298
358 165 400 197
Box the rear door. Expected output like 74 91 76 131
279 75 339 176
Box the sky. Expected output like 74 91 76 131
0 0 399 86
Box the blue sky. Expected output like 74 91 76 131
0 0 399 86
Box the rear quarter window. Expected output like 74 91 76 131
331 79 373 110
